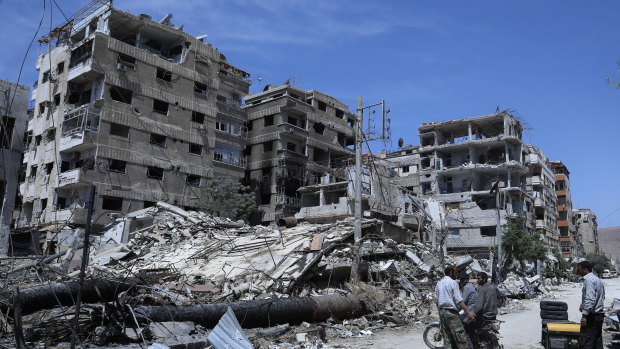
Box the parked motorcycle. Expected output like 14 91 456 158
423 319 503 349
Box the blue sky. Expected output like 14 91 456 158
1 1 619 227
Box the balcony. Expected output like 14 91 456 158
560 235 570 242
213 152 247 168
50 207 88 225
278 123 308 139
531 175 542 187
534 197 544 207
217 101 247 121
536 219 544 229
558 220 569 227
58 168 90 188
59 104 101 152
277 149 308 162
67 58 103 83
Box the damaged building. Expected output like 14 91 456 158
549 161 581 258
524 144 558 248
417 112 534 256
243 84 356 224
575 208 599 255
17 2 251 246
0 79 30 255
295 154 430 244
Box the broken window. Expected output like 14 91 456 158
41 198 48 210
286 142 296 152
38 103 46 115
0 116 15 149
69 40 93 69
56 62 64 74
110 123 129 138
45 162 54 175
156 68 172 82
149 133 166 147
147 166 164 180
216 94 227 103
45 128 55 142
287 116 298 127
449 228 460 236
264 114 274 126
263 141 273 152
246 120 253 131
191 111 205 124
56 196 67 210
117 53 136 69
402 166 409 173
109 86 132 104
102 196 123 211
34 135 41 146
144 201 156 208
29 165 37 179
186 174 201 187
107 159 126 173
153 99 169 115
318 101 327 112
42 71 51 83
53 94 61 108
216 119 228 132
480 226 497 236
194 82 207 95
336 109 344 119
189 143 202 155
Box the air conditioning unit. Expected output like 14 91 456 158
199 125 208 132
117 63 127 72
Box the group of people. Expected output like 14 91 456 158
434 265 499 349
434 260 607 349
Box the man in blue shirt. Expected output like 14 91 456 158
459 271 478 349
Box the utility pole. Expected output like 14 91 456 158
71 185 96 349
350 97 389 283
494 182 502 284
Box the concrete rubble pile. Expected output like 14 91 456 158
1 203 447 348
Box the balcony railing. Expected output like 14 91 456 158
213 152 247 168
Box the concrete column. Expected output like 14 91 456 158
0 180 18 255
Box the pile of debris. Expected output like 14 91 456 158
1 203 446 347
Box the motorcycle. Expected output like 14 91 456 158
423 319 504 349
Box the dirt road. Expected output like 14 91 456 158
327 277 620 348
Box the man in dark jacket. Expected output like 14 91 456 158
473 272 499 320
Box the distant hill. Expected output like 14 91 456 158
598 226 620 263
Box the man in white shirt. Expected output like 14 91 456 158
435 265 476 349
577 260 605 349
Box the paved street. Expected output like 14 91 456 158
328 277 620 348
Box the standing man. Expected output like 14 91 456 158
473 272 499 321
435 265 476 349
459 271 478 349
577 261 605 349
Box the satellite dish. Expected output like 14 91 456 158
398 137 404 148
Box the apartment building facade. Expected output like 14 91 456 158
0 80 30 254
417 112 535 256
575 208 599 255
18 3 250 235
549 161 579 258
243 84 356 223
524 145 558 248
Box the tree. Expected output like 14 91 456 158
199 177 260 222
502 215 547 271
585 253 612 275
605 60 620 88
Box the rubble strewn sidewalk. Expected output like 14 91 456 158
0 203 562 347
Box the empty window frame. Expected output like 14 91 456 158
313 122 325 135
186 174 201 187
191 111 205 124
336 109 344 119
109 86 132 104
107 159 127 173
101 196 123 211
156 67 172 82
480 226 497 236
216 94 227 103
318 101 327 111
117 53 136 69
147 166 164 180
189 143 202 155
42 71 51 83
56 62 65 74
194 82 207 95
264 114 274 126
153 99 169 115
263 141 273 152
45 162 54 175
216 119 229 133
149 133 166 147
286 142 296 152
109 122 129 138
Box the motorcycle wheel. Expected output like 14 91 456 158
422 323 443 349
478 333 501 349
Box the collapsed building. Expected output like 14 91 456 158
416 112 533 257
575 208 599 255
0 80 30 255
243 84 356 224
17 2 251 250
